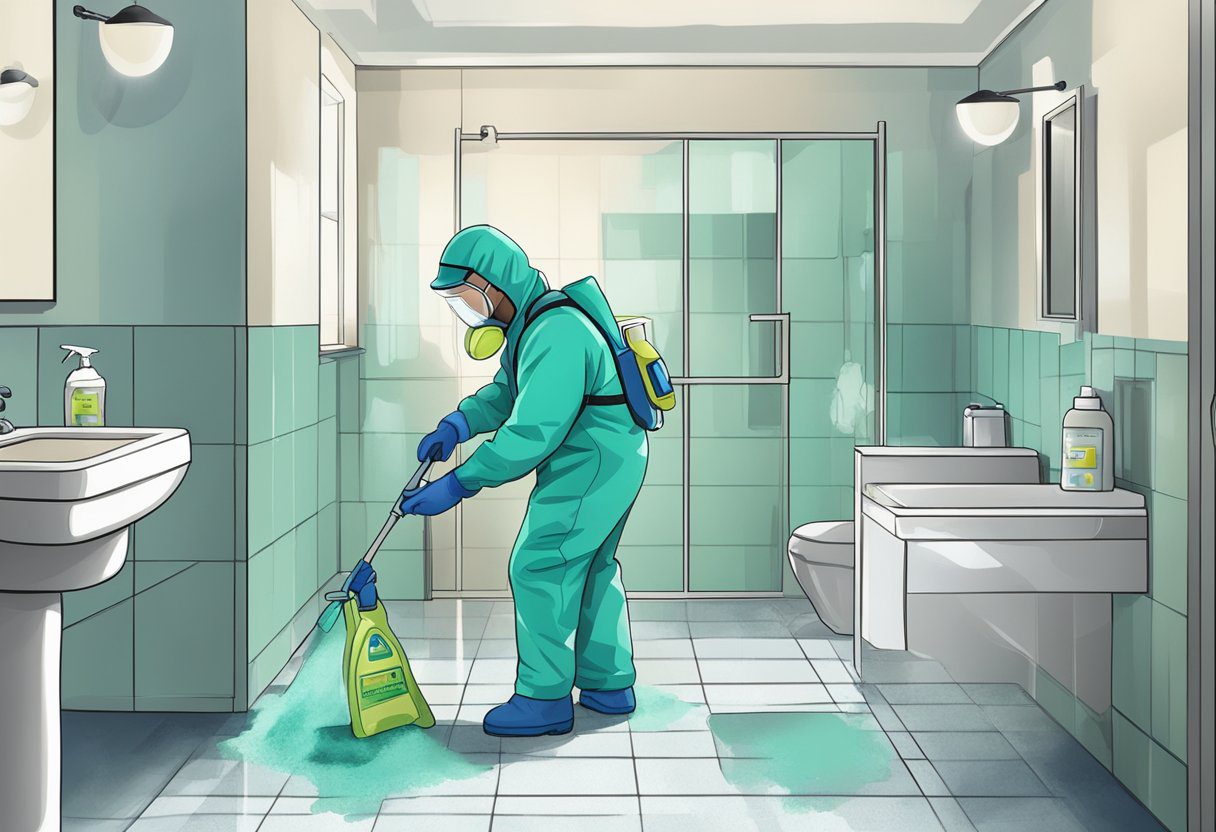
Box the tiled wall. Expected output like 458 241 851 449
0 325 244 711
244 327 347 702
968 325 1188 831
885 323 973 447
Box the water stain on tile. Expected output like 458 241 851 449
220 628 491 820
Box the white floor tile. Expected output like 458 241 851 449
474 639 517 658
127 816 265 832
491 816 641 832
461 684 515 705
497 756 637 796
642 795 944 832
811 659 854 684
423 684 469 705
493 796 640 815
139 795 275 817
635 758 738 796
798 638 844 659
698 659 818 684
633 639 695 659
373 816 490 832
378 795 495 814
827 684 868 704
635 658 702 684
409 659 473 685
505 730 634 758
703 683 832 707
693 638 805 660
630 731 719 758
688 621 792 639
468 659 519 684
632 621 692 640
158 753 290 798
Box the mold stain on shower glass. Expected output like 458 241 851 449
219 627 490 820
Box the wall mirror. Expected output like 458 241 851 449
1040 90 1082 321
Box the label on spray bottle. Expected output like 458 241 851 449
71 389 104 426
1063 427 1102 490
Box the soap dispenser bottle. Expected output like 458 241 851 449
61 345 106 427
1061 385 1113 491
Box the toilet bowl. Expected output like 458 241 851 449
788 520 854 635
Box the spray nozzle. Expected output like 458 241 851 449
60 345 99 367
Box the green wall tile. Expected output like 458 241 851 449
1153 354 1188 500
135 562 234 703
1060 339 1085 376
133 327 235 443
620 485 683 548
1091 349 1114 395
36 326 134 426
783 259 844 323
992 328 1009 405
791 485 845 523
247 547 276 656
271 433 295 541
0 327 39 425
1150 601 1187 761
271 528 296 635
136 444 235 560
292 326 320 429
293 423 319 527
373 548 427 600
1135 338 1187 355
63 560 134 627
901 325 955 392
318 502 340 580
1039 332 1059 376
1150 493 1187 615
1074 699 1113 770
337 356 361 433
294 515 320 611
690 545 782 592
781 140 842 259
691 485 784 548
617 546 683 592
1135 350 1157 380
885 325 904 391
319 360 337 420
247 327 274 445
61 599 133 711
954 325 972 393
362 378 457 434
889 392 957 446
792 322 846 379
1112 594 1152 732
272 327 294 438
976 327 993 397
340 433 361 501
1149 741 1187 832
135 561 192 595
1112 710 1152 807
318 416 338 509
691 436 785 487
247 440 273 555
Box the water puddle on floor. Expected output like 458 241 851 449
219 627 491 820
708 711 896 808
628 685 705 731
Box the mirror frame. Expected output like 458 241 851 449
1040 89 1083 322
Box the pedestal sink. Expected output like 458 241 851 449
0 427 190 832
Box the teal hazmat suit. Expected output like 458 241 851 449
433 225 647 700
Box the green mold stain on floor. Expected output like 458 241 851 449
219 627 490 821
627 685 705 732
708 711 896 805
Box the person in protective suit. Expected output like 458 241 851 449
399 224 647 737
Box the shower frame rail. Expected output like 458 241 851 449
447 125 888 600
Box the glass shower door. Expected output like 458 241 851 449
686 140 789 592
456 140 685 593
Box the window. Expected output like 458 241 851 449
320 75 351 348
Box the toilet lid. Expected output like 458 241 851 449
789 520 854 567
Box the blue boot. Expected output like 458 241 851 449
483 694 574 737
578 687 636 715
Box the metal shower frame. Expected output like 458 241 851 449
443 124 888 599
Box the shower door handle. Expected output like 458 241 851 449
749 312 790 384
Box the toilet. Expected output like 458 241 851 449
788 520 854 635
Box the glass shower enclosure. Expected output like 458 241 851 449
439 127 885 598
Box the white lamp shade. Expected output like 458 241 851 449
0 71 38 126
956 92 1020 146
98 6 174 77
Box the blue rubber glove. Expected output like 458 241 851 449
399 470 478 517
418 411 470 462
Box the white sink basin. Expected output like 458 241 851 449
0 426 189 832
0 427 190 592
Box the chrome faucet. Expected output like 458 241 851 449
0 386 14 435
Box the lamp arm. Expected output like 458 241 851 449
72 5 111 22
998 80 1067 97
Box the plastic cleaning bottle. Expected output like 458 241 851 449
61 345 106 427
1061 385 1113 491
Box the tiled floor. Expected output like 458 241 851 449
61 598 1164 831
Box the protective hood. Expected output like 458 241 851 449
432 226 548 346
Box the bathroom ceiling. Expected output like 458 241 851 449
300 0 1047 67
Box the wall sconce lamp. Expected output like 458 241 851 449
72 4 174 78
956 80 1066 146
0 69 39 126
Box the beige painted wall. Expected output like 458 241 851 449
247 0 320 326
970 0 1189 339
0 0 54 300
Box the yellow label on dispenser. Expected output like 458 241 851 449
71 390 103 426
1063 427 1102 490
358 668 406 707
